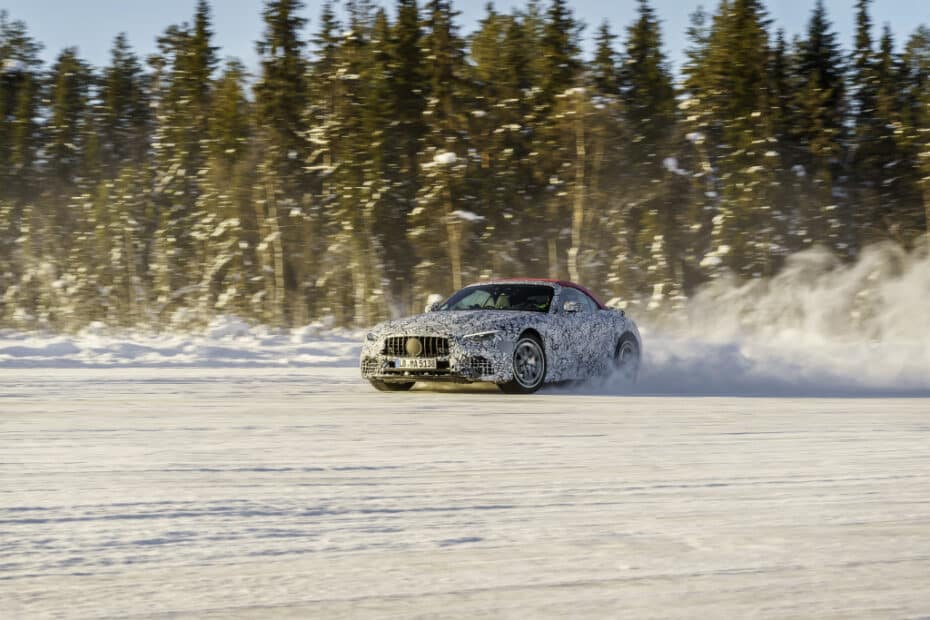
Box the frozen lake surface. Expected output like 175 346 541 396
2 368 929 618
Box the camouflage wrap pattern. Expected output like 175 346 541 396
360 282 641 386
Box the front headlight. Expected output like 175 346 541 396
366 332 378 342
462 330 502 345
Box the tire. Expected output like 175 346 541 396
613 334 641 382
369 379 415 392
499 334 547 394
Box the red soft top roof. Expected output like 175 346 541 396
480 278 608 310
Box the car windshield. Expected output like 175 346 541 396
439 284 554 313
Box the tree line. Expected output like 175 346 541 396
0 0 928 330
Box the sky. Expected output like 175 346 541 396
1 0 924 76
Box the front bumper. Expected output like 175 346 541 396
360 335 514 384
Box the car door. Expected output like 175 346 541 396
551 287 595 379
562 287 615 375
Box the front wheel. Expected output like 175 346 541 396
369 379 415 392
499 335 546 394
613 334 640 382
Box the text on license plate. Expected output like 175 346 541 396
395 358 437 369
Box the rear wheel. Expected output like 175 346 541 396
613 334 640 382
499 335 546 394
369 379 415 392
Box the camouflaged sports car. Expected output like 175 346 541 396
360 279 641 393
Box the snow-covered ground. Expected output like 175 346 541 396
2 244 929 616
3 367 930 619
0 318 362 369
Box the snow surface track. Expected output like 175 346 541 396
3 368 930 619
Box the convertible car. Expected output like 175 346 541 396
360 279 641 393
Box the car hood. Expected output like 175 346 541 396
369 310 541 338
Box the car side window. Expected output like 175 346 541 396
561 287 594 313
578 290 597 312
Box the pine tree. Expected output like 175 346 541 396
677 5 719 288
791 0 847 251
539 0 581 103
196 59 254 321
690 0 781 278
91 106 150 330
305 1 342 321
847 0 919 245
363 0 425 316
619 0 682 305
45 48 95 192
373 2 425 314
468 5 511 269
147 3 218 323
591 21 619 96
849 0 879 239
871 27 909 240
765 28 796 260
534 0 583 278
99 33 150 176
622 0 675 152
412 0 473 297
254 0 309 324
330 0 384 326
0 11 42 205
41 46 96 322
0 13 44 326
851 0 877 125
465 7 541 282
584 21 631 298
900 26 930 247
389 0 427 221
256 0 307 174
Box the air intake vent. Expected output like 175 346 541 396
468 356 494 376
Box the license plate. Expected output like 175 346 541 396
395 358 437 370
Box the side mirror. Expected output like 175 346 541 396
563 301 582 313
425 301 442 313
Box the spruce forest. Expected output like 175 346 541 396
1 0 928 330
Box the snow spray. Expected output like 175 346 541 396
592 241 930 397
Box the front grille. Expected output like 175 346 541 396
383 336 449 358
